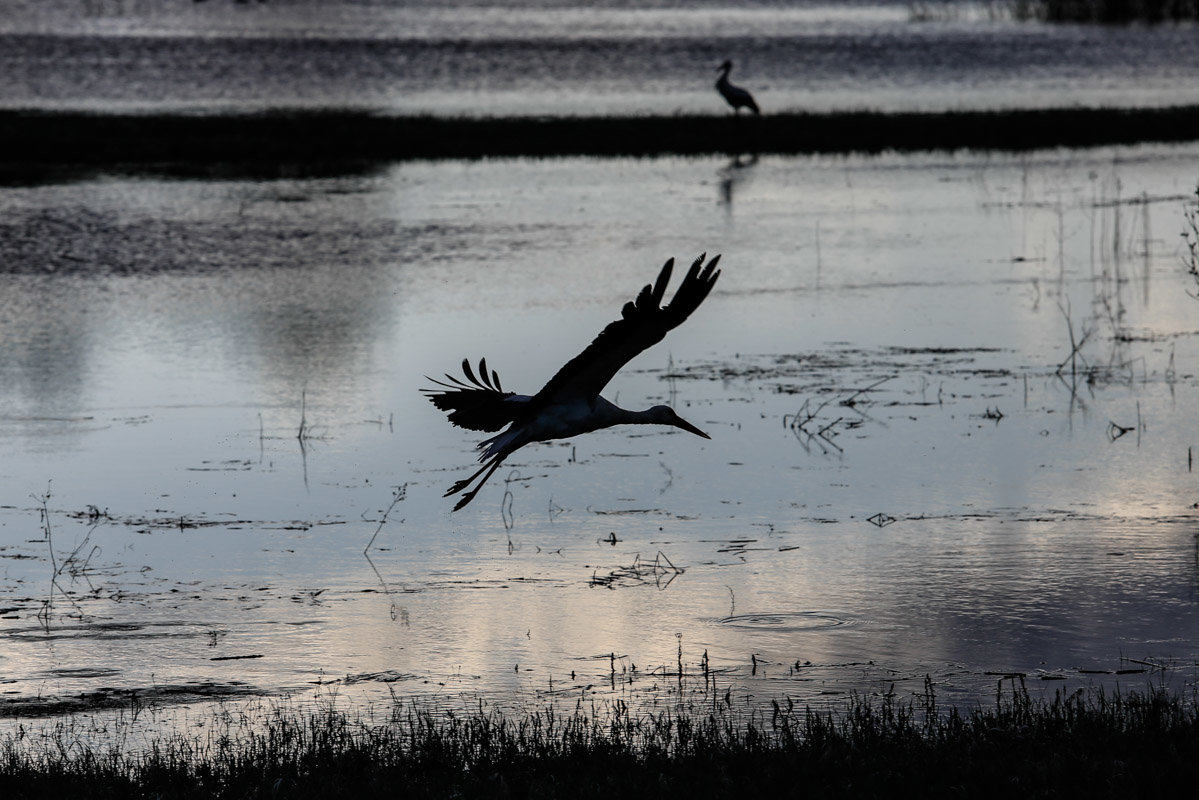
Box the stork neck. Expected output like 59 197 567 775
591 399 653 428
629 407 662 424
591 397 665 430
606 405 654 426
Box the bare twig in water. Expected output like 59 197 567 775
1182 184 1199 298
658 461 674 495
840 376 894 408
363 484 408 623
363 484 407 556
867 512 897 528
785 377 893 455
34 486 101 631
502 470 524 551
297 390 309 441
665 353 678 408
1055 298 1094 382
784 397 842 455
295 390 314 491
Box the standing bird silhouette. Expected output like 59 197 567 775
425 254 721 511
716 60 760 116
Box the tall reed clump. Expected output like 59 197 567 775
1 684 1197 798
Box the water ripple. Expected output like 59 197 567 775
718 611 853 632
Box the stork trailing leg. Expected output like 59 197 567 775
444 453 509 512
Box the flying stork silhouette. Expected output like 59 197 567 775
716 60 760 116
425 254 721 511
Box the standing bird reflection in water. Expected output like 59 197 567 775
425 254 721 511
716 59 760 116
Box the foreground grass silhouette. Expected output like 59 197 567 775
2 682 1197 798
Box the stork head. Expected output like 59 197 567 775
717 59 732 72
647 405 710 439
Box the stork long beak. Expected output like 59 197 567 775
673 416 710 439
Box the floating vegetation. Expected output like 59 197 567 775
0 681 259 719
588 551 683 590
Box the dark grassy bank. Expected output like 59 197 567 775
1 685 1197 799
3 105 1199 177
1017 0 1199 22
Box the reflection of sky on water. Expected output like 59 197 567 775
1 146 1198 720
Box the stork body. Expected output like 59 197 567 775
716 60 760 116
425 254 722 511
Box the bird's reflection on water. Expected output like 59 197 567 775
718 153 759 206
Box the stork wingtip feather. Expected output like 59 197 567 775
652 258 674 305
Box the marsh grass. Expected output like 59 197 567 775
4 107 1199 170
1018 0 1199 21
1 682 1196 799
911 0 1199 21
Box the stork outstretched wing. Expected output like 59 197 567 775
531 253 721 408
423 357 523 432
425 254 721 511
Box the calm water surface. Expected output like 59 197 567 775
1 146 1198 726
3 0 1199 114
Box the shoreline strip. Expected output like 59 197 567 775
2 106 1198 168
